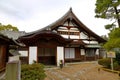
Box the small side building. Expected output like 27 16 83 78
0 34 19 71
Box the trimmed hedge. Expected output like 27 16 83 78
98 58 111 68
21 63 46 80
98 58 120 71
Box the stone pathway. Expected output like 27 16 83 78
45 61 119 80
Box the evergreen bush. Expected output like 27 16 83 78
98 58 120 71
115 51 120 65
21 63 46 80
113 61 120 70
98 58 111 68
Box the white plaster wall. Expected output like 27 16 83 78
61 35 80 39
83 40 98 44
57 46 64 66
95 49 99 55
89 41 98 44
92 41 98 44
70 35 79 39
61 35 68 38
81 49 85 55
63 22 68 26
29 46 37 64
19 51 28 56
80 32 88 39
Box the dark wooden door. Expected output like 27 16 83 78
38 47 56 65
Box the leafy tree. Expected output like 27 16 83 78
0 23 19 31
95 0 120 50
103 28 120 50
95 0 120 30
95 0 120 69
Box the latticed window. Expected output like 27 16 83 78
85 49 95 57
65 48 75 59
38 48 55 56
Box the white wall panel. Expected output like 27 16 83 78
61 35 68 38
83 40 98 44
57 46 64 66
29 46 37 64
70 35 79 39
80 32 88 39
19 51 28 56
95 49 99 55
81 49 85 55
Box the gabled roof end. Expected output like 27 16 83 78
70 7 72 11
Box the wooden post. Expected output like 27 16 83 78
111 57 114 71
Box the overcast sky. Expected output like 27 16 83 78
0 0 110 36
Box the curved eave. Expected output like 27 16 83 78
18 30 72 45
0 34 19 45
70 39 86 46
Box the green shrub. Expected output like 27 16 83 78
112 61 120 71
21 63 46 80
115 51 120 65
98 58 111 68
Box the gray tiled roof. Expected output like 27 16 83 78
0 30 26 40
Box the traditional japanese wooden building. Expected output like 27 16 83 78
0 34 19 71
18 8 106 66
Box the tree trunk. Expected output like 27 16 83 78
114 7 120 28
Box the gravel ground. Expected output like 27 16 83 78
45 61 119 80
